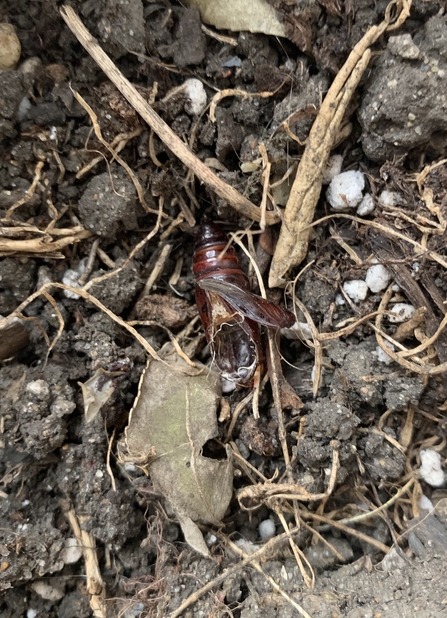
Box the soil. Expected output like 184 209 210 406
1 1 447 617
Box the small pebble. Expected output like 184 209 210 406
235 439 250 460
388 303 415 323
183 78 207 116
258 518 276 540
27 611 38 618
25 379 50 399
123 603 145 618
221 377 237 393
326 170 365 210
322 154 343 184
222 56 242 68
343 280 368 302
0 23 21 69
387 33 420 60
365 263 392 293
62 259 86 299
356 193 375 216
61 538 83 565
419 449 445 487
17 96 32 121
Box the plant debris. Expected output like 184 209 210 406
122 351 233 556
2 0 447 616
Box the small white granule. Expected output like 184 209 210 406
281 321 312 340
205 532 217 547
322 154 343 184
27 611 38 618
62 259 86 299
30 581 65 601
388 303 415 323
419 449 445 487
365 263 392 293
234 538 258 554
376 342 394 364
335 293 345 305
259 518 276 540
356 193 375 216
326 170 365 210
378 190 402 207
419 495 434 512
183 78 207 116
221 377 237 393
26 379 50 399
343 279 368 302
61 538 83 564
17 96 32 121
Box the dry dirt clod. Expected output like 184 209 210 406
359 15 447 161
78 167 141 239
135 293 197 328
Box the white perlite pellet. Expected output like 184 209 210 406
326 170 365 210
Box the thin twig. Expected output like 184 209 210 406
60 5 278 225
168 525 313 618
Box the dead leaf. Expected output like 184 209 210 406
0 320 29 359
185 0 286 37
124 353 233 536
79 369 115 423
177 514 211 558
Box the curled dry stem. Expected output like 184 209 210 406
276 508 315 589
61 500 107 618
83 195 164 291
237 441 339 510
375 285 447 375
302 511 390 555
71 87 160 217
4 161 44 221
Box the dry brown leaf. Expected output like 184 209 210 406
185 0 286 37
124 353 233 552
79 369 115 424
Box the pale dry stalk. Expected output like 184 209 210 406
269 0 412 287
